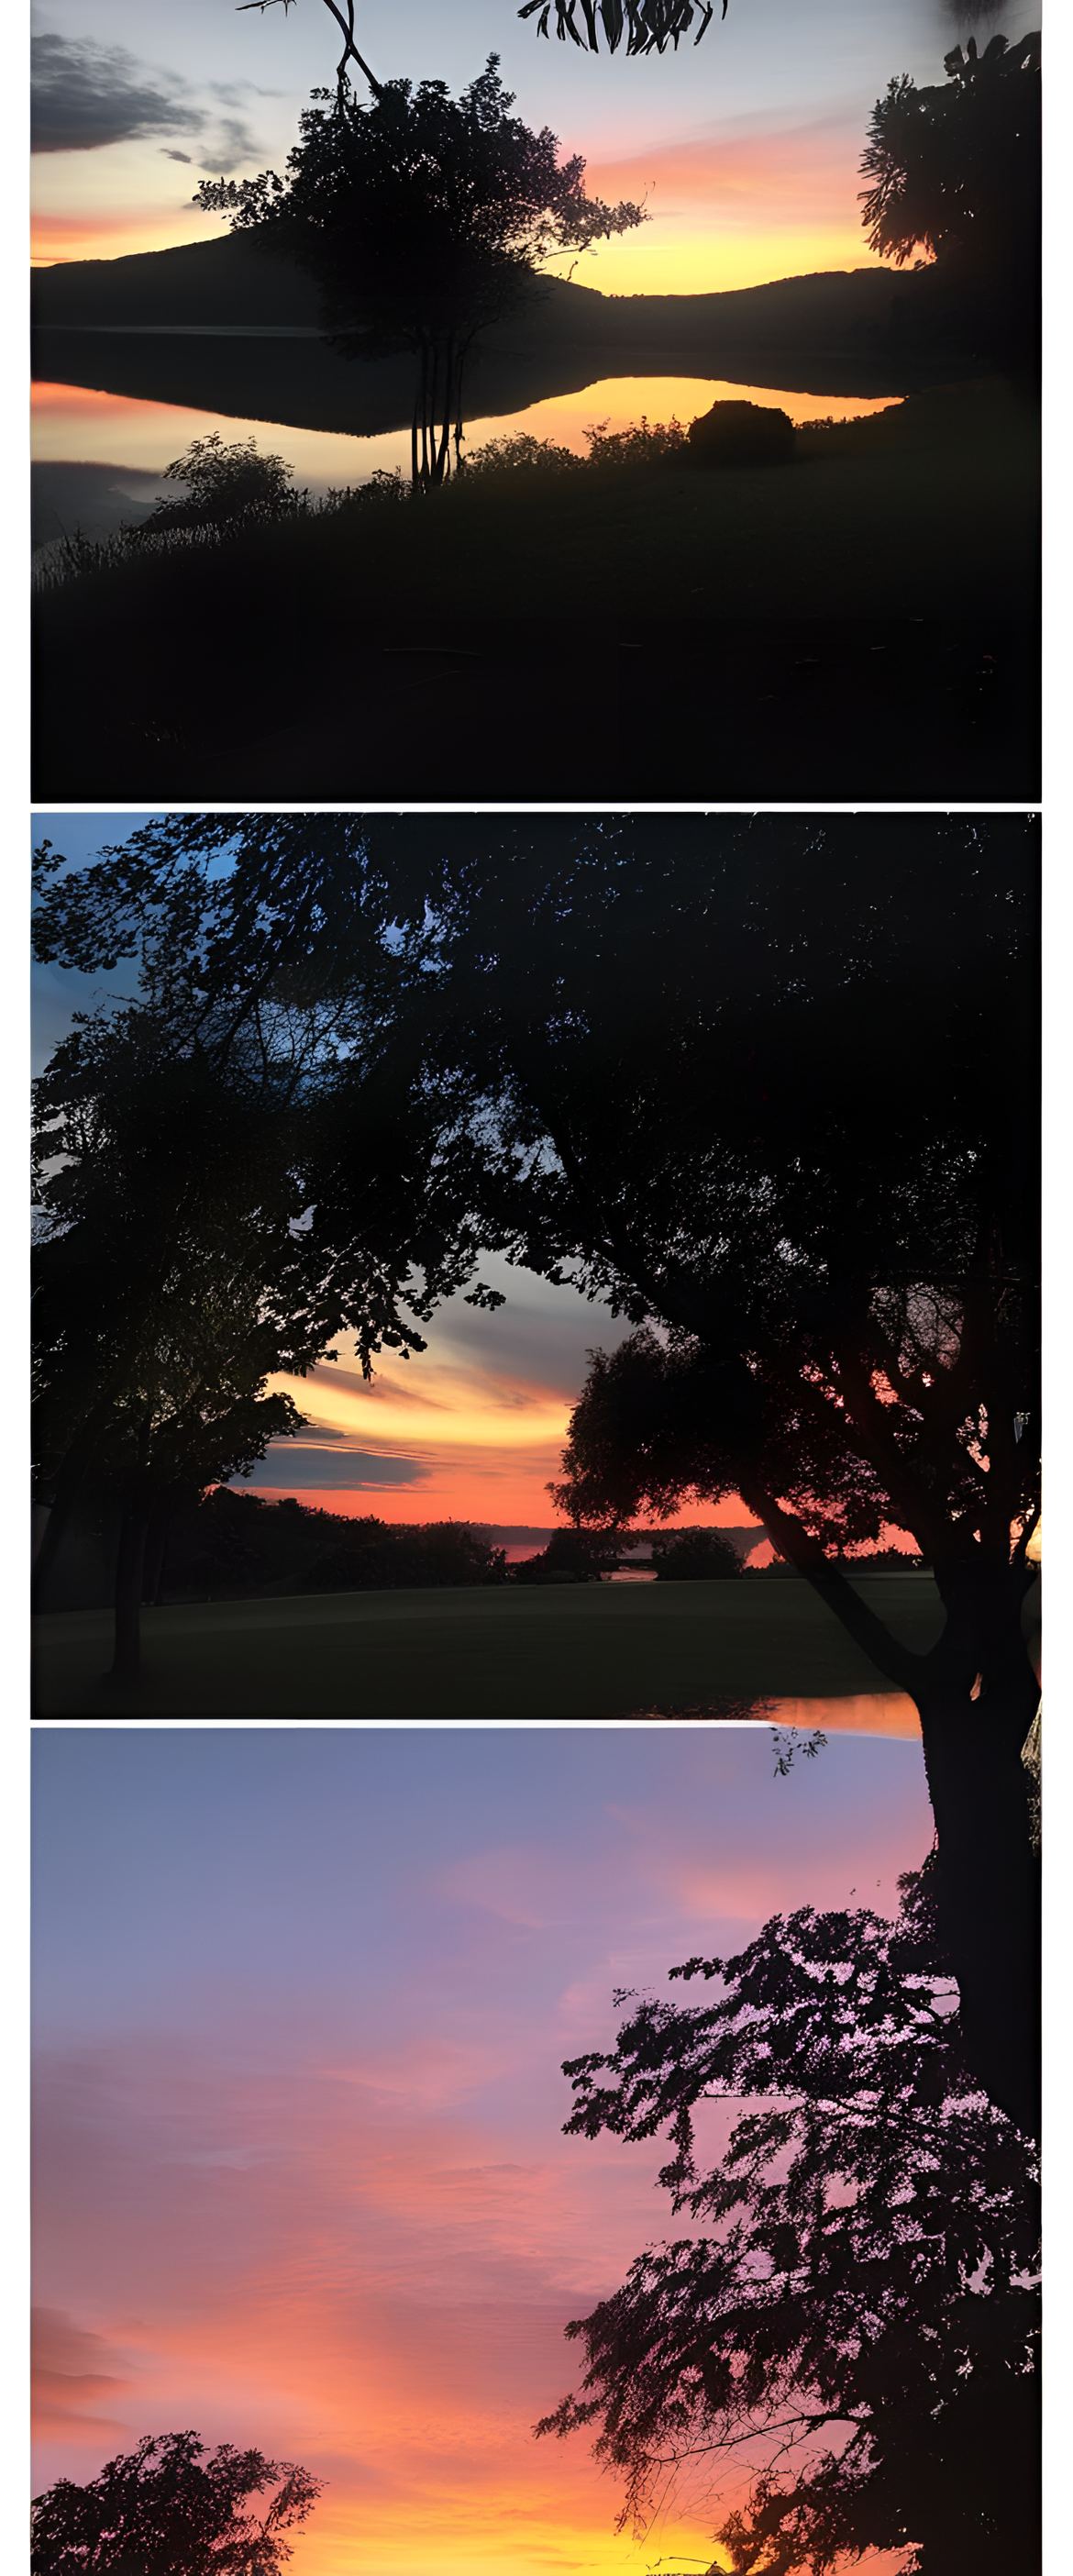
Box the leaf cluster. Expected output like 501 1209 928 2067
30 2429 322 2575
539 1860 1039 2572
517 0 722 58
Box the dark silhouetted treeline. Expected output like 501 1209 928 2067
36 1487 514 1608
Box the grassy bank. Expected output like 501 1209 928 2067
32 1571 945 1719
33 379 1039 800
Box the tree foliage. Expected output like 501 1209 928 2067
859 32 1041 291
31 813 1040 2122
30 2430 322 2575
137 434 303 536
195 59 644 489
537 1858 1039 2575
648 1526 742 1581
517 0 723 56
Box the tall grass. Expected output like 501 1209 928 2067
32 416 704 595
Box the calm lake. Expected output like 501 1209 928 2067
32 369 900 533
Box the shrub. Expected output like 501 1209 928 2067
647 1525 742 1580
460 432 584 476
583 413 690 466
136 432 305 534
686 398 795 466
510 1525 625 1583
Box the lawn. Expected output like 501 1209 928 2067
31 1571 945 1720
33 379 1039 801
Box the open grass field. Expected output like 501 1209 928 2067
33 379 1038 801
32 1571 945 1721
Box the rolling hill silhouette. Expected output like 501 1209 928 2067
32 234 988 439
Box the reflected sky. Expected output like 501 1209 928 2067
32 374 901 494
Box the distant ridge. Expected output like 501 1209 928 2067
33 232 935 356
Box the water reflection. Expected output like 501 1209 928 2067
631 1692 921 1738
32 372 901 499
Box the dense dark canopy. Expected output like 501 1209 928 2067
33 814 1040 2118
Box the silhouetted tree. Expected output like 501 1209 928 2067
31 2428 322 2574
32 1007 328 1675
195 59 643 489
32 814 1040 2127
510 1523 626 1582
648 1526 742 1580
536 1856 1039 2575
860 33 1040 357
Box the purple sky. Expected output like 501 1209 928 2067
33 1724 935 2576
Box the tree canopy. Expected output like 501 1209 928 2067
30 2430 322 2575
31 813 1040 2120
195 58 643 486
537 1857 1039 2575
859 33 1040 305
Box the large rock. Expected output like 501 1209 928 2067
687 399 795 466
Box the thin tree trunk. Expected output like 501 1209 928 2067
112 1502 150 1678
142 1500 172 1607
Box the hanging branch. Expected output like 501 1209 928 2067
517 0 722 56
236 0 383 101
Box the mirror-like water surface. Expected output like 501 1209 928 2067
33 372 901 499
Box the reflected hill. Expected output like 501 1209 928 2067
32 233 990 436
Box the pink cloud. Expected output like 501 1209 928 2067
582 112 868 227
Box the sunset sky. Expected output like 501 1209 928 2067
31 811 759 1533
30 0 1039 284
32 1724 935 2575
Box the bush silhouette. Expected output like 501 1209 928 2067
687 400 795 467
648 1524 742 1578
137 433 304 534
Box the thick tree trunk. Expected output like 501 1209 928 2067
915 1660 1040 2137
912 1559 1041 2137
806 1551 1040 2137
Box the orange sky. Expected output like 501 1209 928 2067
32 114 877 288
231 1254 759 1527
34 1729 932 2575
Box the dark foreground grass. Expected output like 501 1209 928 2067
31 1571 946 1719
33 379 1039 799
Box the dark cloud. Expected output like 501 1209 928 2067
238 1448 430 1489
161 149 193 164
31 34 263 171
31 32 203 155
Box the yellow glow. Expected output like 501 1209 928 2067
271 1354 574 1455
468 375 900 454
567 226 883 300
